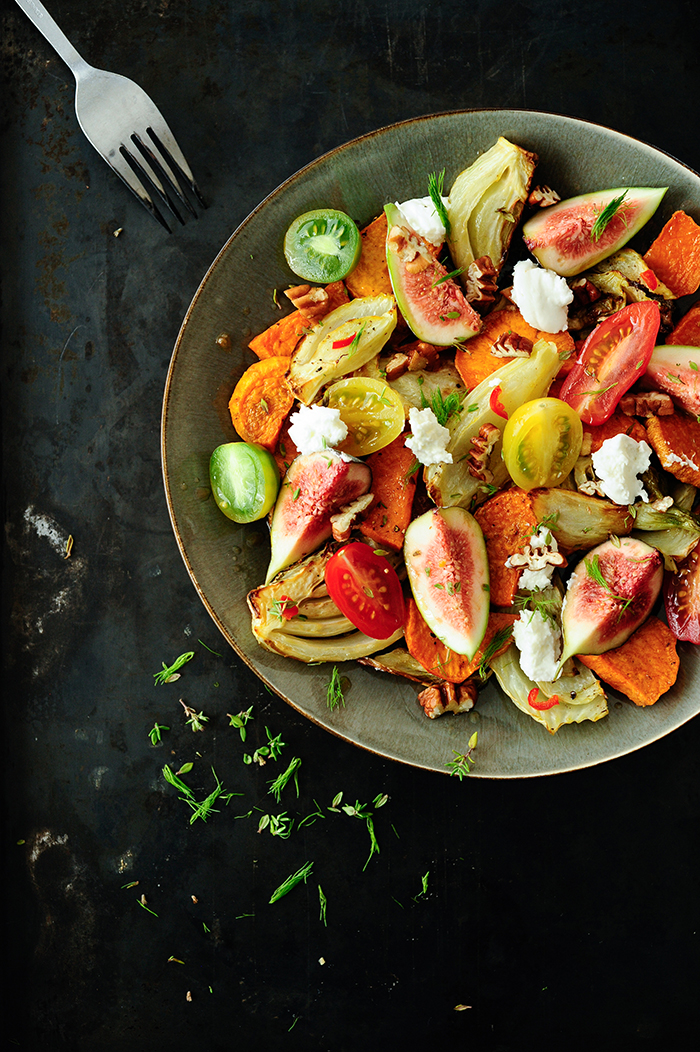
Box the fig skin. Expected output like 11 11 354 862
560 536 663 666
266 451 371 583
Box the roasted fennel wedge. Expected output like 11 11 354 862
248 544 403 662
490 646 608 733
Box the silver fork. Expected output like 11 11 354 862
15 0 205 230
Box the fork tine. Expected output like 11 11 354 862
106 148 172 232
147 126 207 209
119 145 185 227
131 133 197 218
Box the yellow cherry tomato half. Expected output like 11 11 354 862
324 377 405 457
502 397 583 490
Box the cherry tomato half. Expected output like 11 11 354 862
283 208 361 283
502 397 583 489
324 377 405 457
325 542 405 639
559 300 660 425
664 545 700 642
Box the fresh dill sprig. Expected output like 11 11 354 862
422 386 463 426
184 768 240 825
137 897 158 917
268 757 302 804
591 190 628 242
513 591 560 625
339 796 387 870
162 764 196 799
477 625 514 679
445 731 478 779
318 884 328 926
269 861 314 904
427 168 450 236
584 553 633 616
148 722 169 746
326 666 345 711
197 638 223 657
413 871 430 901
153 651 195 685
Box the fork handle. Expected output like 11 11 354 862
15 0 91 78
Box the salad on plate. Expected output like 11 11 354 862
208 134 700 736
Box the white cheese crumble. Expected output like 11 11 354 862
396 196 448 247
405 406 453 465
591 433 652 505
512 610 562 682
287 404 348 455
518 565 554 592
511 259 574 333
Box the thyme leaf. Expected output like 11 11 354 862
445 731 478 778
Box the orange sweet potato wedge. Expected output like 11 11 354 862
345 214 393 298
578 615 679 706
228 356 295 451
358 434 418 550
248 281 349 359
454 308 574 391
643 210 700 298
474 488 538 606
404 598 516 683
583 411 648 453
646 412 700 487
666 301 700 347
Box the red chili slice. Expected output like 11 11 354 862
332 332 357 349
528 687 560 710
489 385 508 419
640 268 658 291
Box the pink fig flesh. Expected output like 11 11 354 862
404 506 490 659
560 536 663 664
266 451 371 582
643 345 700 416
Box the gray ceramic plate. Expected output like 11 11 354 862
162 109 700 777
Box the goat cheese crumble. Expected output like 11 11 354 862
396 196 448 247
591 433 652 505
405 406 453 465
511 258 574 333
512 609 562 682
287 404 349 455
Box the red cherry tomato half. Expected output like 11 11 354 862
325 542 405 639
664 545 700 643
559 301 660 425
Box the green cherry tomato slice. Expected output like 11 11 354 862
283 208 361 283
324 377 405 457
209 442 280 523
502 397 583 490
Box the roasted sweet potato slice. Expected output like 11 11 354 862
582 410 648 453
358 434 418 551
645 412 700 487
454 307 574 390
228 356 295 451
643 211 700 298
578 615 679 706
404 598 515 682
474 488 538 606
345 214 393 298
249 310 308 360
666 301 700 347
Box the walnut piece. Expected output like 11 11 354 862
384 352 410 381
619 390 675 417
505 529 566 571
284 284 330 323
403 340 441 372
466 423 500 483
330 493 375 543
527 185 561 208
570 277 602 306
418 680 478 719
464 255 498 306
490 332 533 358
387 225 433 274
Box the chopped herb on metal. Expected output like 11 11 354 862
227 706 254 741
153 651 195 685
446 731 478 778
269 861 314 904
268 757 302 804
137 896 158 917
318 884 328 926
162 764 195 799
257 811 294 838
197 638 223 656
591 190 628 241
148 722 169 746
184 768 240 824
413 871 430 901
180 699 209 732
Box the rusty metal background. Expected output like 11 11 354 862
3 1 700 1048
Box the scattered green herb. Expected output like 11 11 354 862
432 267 464 288
184 768 240 825
153 651 195 685
148 722 169 745
197 638 223 656
477 624 514 678
227 706 254 741
137 897 158 917
446 731 478 778
180 699 208 732
318 884 328 926
584 553 633 617
269 861 314 904
257 811 294 838
326 666 345 711
268 757 302 804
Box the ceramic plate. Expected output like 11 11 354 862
162 109 700 777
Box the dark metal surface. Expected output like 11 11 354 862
3 1 700 1048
